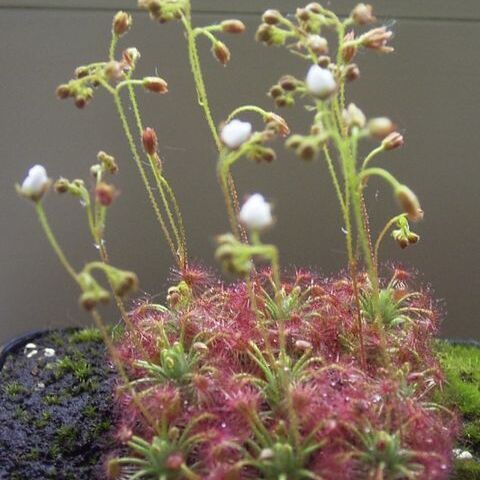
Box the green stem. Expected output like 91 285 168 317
111 89 178 262
125 80 187 267
182 8 221 150
359 167 401 190
227 105 269 123
323 145 346 214
35 203 78 283
109 34 118 61
361 145 385 171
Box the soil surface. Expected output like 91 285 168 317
0 328 117 480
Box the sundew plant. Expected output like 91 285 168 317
17 2 458 479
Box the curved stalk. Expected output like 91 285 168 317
35 203 78 283
374 214 407 266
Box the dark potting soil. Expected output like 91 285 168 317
0 328 117 480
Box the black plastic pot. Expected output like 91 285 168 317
0 328 52 370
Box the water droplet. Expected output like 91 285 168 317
221 422 226 429
93 239 106 250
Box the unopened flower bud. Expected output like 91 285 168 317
344 64 360 82
279 75 299 92
392 230 409 249
97 151 119 175
96 182 117 207
104 61 124 81
307 35 328 55
382 132 404 150
275 96 294 108
221 119 252 149
212 41 231 65
256 147 276 163
269 85 283 99
90 165 101 178
361 27 394 53
368 117 395 139
110 270 139 297
239 194 273 231
256 24 272 43
351 3 375 25
56 84 71 99
265 112 290 137
74 66 89 79
296 8 310 22
306 2 322 13
122 48 141 69
262 9 282 25
305 64 336 99
142 127 158 155
343 103 366 129
395 185 424 222
18 165 50 202
285 135 303 151
54 177 69 194
221 19 246 34
317 56 331 68
143 76 168 93
342 31 357 63
74 95 87 109
408 232 420 244
298 142 318 161
113 11 132 37
78 272 110 310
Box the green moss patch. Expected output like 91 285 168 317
436 341 480 478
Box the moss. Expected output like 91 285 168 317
43 393 62 406
82 404 98 418
453 459 480 479
14 406 31 423
3 381 27 397
55 425 78 454
69 327 103 344
436 342 480 450
34 411 51 429
22 447 40 461
93 418 112 436
436 341 480 477
55 355 92 382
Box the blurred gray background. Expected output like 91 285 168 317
1 1 479 344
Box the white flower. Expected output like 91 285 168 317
20 165 49 200
305 64 336 99
239 193 273 231
221 119 252 149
